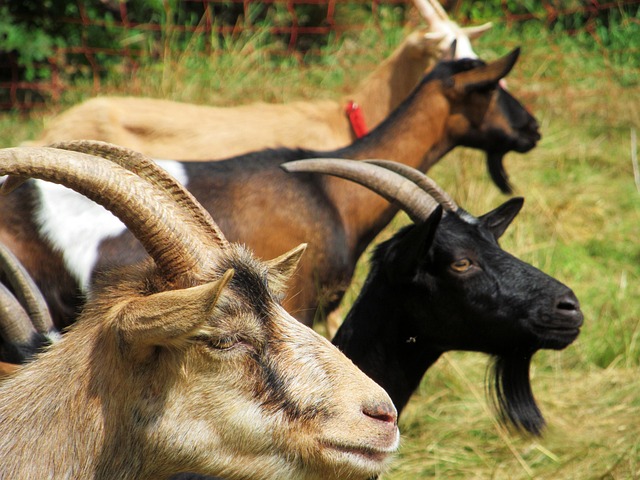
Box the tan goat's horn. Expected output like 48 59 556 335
48 140 229 249
281 158 440 223
0 242 55 337
0 283 39 354
365 160 459 212
0 146 222 282
413 0 448 23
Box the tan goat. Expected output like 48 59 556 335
24 0 491 158
0 143 399 479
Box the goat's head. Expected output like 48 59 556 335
427 48 541 193
0 141 399 479
282 158 582 436
412 0 492 59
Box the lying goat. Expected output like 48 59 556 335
25 0 491 159
283 158 583 436
1 51 539 332
0 146 399 479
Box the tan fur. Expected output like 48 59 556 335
0 245 398 480
24 20 487 158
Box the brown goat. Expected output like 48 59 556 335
0 145 399 479
23 0 491 158
0 51 539 334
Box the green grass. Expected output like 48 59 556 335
1 9 639 479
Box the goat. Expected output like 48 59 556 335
0 145 399 479
24 0 491 158
282 158 584 436
0 51 539 333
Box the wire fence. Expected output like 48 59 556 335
1 0 638 110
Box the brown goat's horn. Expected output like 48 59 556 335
281 158 440 223
0 147 219 282
365 160 459 212
48 140 229 249
0 242 55 337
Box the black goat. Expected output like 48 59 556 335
283 158 583 436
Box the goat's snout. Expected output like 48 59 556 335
362 400 398 426
554 290 583 329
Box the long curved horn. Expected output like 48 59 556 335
0 146 222 282
0 282 39 358
281 158 440 223
48 140 229 248
0 242 56 338
365 160 459 212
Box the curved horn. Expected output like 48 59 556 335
413 0 448 23
0 242 56 338
365 160 459 212
0 146 222 282
0 282 39 359
48 140 229 248
281 158 439 223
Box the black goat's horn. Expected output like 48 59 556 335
365 160 459 211
281 158 440 222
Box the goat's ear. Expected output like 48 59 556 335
385 206 442 280
265 243 307 296
479 197 524 239
116 269 234 352
451 47 520 94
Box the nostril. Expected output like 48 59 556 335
556 292 580 312
362 402 397 425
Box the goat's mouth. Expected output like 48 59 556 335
321 438 398 467
513 130 541 153
530 321 582 349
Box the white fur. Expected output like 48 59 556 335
33 160 188 290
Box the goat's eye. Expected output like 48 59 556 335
450 258 472 273
208 336 237 350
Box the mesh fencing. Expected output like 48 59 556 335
1 0 638 110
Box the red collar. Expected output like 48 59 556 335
345 101 368 138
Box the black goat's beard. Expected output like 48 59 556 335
487 353 545 436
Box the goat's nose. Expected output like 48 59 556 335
362 401 397 426
555 291 583 327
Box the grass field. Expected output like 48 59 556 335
1 9 639 479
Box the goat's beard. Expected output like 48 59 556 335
487 353 545 436
486 152 513 195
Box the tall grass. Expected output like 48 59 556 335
1 5 638 478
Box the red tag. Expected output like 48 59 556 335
345 101 368 138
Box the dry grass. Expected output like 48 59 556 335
1 12 639 478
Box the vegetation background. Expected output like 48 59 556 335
0 1 638 478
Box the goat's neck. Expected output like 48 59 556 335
346 38 435 131
326 84 453 258
332 272 442 414
0 329 108 476
0 324 178 479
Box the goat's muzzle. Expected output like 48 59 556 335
531 289 583 349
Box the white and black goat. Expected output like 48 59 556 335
0 146 399 479
0 51 539 334
283 158 583 436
